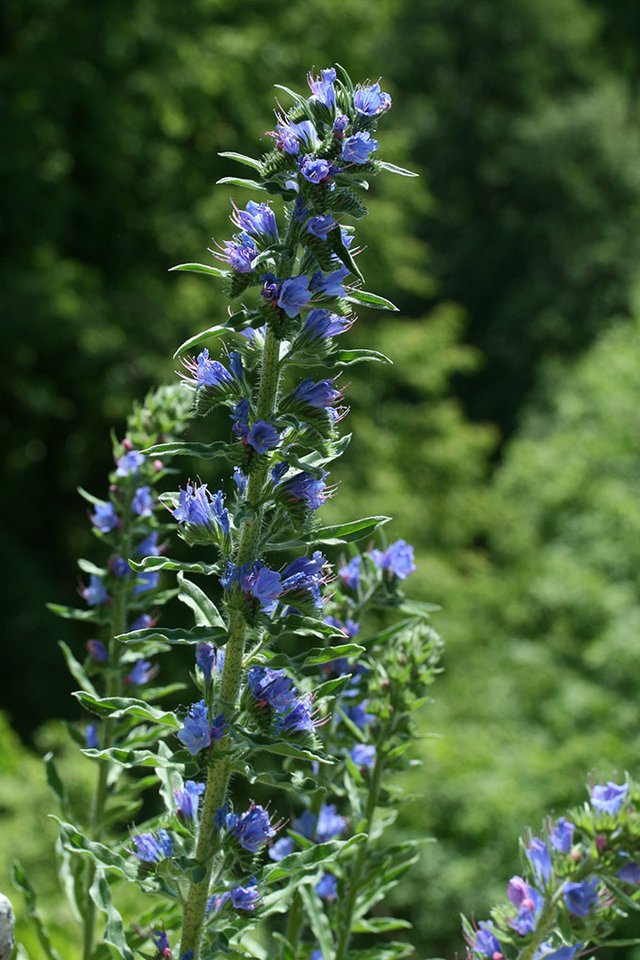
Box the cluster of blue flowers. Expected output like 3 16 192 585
247 665 319 735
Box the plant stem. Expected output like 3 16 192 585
334 729 387 960
179 324 282 960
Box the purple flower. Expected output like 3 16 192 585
353 82 392 117
550 817 574 854
527 838 552 885
116 450 145 477
85 722 99 749
247 666 297 713
282 551 327 607
563 879 599 917
227 561 284 613
339 555 362 591
310 266 350 298
278 275 312 318
316 872 338 901
195 642 224 680
231 200 278 241
534 945 582 960
334 114 349 134
233 466 248 496
132 829 173 863
304 308 353 340
207 879 260 914
590 781 628 815
133 571 159 595
342 132 379 164
351 744 376 769
370 540 416 580
80 574 109 606
272 119 319 155
294 378 342 410
276 696 316 735
284 472 331 511
220 232 258 273
152 930 171 958
306 215 337 240
269 836 294 861
130 612 155 630
473 922 503 959
617 861 640 884
172 482 230 535
125 659 157 686
110 554 130 577
229 804 276 853
246 420 281 454
299 156 333 184
308 67 337 110
86 639 108 662
174 780 205 820
136 531 160 557
132 485 154 517
346 700 374 730
325 616 360 639
315 804 347 843
90 502 118 533
177 700 226 756
184 348 234 391
508 876 543 935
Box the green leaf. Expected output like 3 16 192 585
57 641 98 697
330 227 364 283
44 752 70 816
82 747 183 770
352 917 412 934
313 674 354 699
218 151 263 172
273 83 307 105
262 835 364 883
12 861 64 960
47 603 110 625
142 440 230 460
73 692 180 729
169 262 228 278
53 819 149 885
172 324 230 358
77 558 107 577
55 834 85 923
299 886 334 959
346 945 414 960
334 348 393 367
267 516 390 550
117 625 227 647
129 556 220 576
77 486 105 506
89 869 136 960
396 598 441 617
235 763 322 796
267 615 340 640
216 176 267 191
178 572 226 628
376 160 419 177
242 733 333 765
346 289 399 312
300 643 365 666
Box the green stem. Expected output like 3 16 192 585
179 324 283 960
334 730 387 960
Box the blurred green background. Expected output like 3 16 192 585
4 0 640 956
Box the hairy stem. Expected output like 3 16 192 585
179 324 282 959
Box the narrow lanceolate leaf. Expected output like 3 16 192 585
241 733 333 765
262 835 365 883
169 262 228 278
82 747 183 770
235 764 321 796
266 615 340 640
345 289 399 311
77 558 107 577
177 572 226 628
267 516 390 550
352 917 412 934
73 692 181 729
47 603 110 625
299 885 334 959
57 641 98 697
142 440 230 460
44 752 70 816
12 861 63 960
117 625 227 647
299 643 365 666
89 869 136 960
334 348 393 367
218 151 263 171
173 323 235 358
346 944 414 960
53 819 152 886
376 160 419 177
216 176 267 191
313 674 354 700
129 556 220 577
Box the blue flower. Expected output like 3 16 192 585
247 666 297 713
282 551 327 607
314 804 347 842
299 156 333 184
86 639 108 662
339 556 362 591
308 67 337 109
220 232 258 273
306 215 337 240
233 466 248 496
351 744 376 769
346 700 374 730
229 804 276 853
269 836 294 861
353 82 392 117
563 879 599 917
125 659 157 686
81 575 109 606
232 398 250 440
132 485 154 517
116 450 145 477
590 781 628 815
132 829 173 863
207 879 260 913
90 501 118 533
473 921 503 959
232 200 278 241
172 482 230 535
184 348 234 391
277 275 312 318
195 642 224 681
534 944 582 960
617 860 640 884
246 420 281 455
342 132 379 164
304 308 353 340
174 780 205 820
133 571 159 595
225 561 284 613
136 531 160 557
130 612 155 630
507 876 543 935
370 540 416 579
284 472 332 511
276 696 316 735
152 930 171 957
550 817 574 854
272 119 320 154
177 701 226 756
294 378 342 410
85 722 99 749
316 873 338 901
333 114 349 134
526 838 552 885
310 266 350 298
110 555 130 577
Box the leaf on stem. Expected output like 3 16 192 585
72 692 181 729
